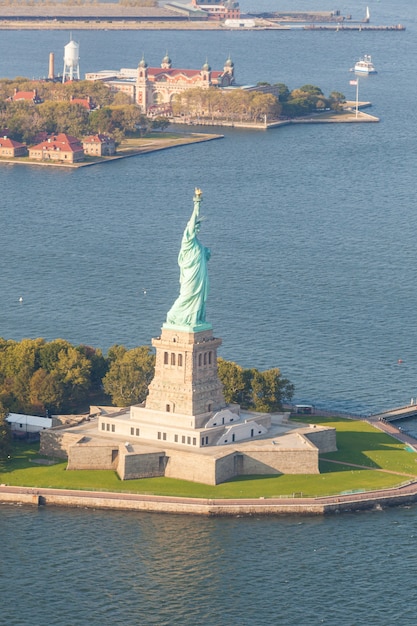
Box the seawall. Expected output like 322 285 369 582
2 482 417 516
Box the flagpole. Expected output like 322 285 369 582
356 79 359 118
350 78 359 118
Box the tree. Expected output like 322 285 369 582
218 359 294 411
250 367 294 412
151 116 170 131
329 91 346 111
299 84 324 96
217 358 246 405
103 346 155 406
51 345 92 410
29 368 64 414
0 338 44 412
329 91 346 102
88 107 113 134
273 83 290 102
0 403 11 462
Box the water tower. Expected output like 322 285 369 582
62 38 80 83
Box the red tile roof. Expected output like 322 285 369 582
10 89 42 103
147 68 223 81
70 96 94 110
31 133 83 153
0 137 26 148
83 134 113 143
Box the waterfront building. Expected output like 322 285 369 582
41 190 336 484
191 0 240 20
85 54 235 114
29 133 84 163
164 0 239 20
0 137 27 157
82 134 116 156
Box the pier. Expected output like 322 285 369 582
370 404 417 423
302 24 405 31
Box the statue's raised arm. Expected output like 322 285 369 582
183 187 202 241
166 188 211 329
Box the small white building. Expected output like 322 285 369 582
224 18 256 28
7 413 53 438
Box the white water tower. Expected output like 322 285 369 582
62 38 80 83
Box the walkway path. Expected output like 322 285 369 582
2 477 417 516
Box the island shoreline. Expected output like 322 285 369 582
2 480 417 516
0 108 378 169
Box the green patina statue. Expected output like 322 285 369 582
166 188 211 329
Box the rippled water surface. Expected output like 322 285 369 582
2 14 417 413
2 504 417 625
2 3 417 623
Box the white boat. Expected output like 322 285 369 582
352 55 377 74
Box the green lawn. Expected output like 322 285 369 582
1 416 416 499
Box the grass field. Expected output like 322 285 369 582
1 416 416 499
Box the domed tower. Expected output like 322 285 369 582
161 52 172 70
136 55 148 112
200 58 211 84
222 55 235 86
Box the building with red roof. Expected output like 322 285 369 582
29 133 84 163
8 89 42 104
83 134 116 156
0 136 27 157
191 0 240 20
85 53 235 115
70 95 95 110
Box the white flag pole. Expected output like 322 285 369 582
356 79 359 118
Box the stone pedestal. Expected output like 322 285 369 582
145 325 226 421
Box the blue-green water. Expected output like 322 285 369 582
2 12 417 413
1 2 417 623
1 503 417 625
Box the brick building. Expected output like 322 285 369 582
83 134 116 156
8 89 42 104
85 54 235 114
191 0 240 20
29 133 84 163
0 137 27 157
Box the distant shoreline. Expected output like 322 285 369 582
0 19 405 32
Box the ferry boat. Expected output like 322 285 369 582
351 55 377 74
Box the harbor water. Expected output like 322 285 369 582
1 1 417 623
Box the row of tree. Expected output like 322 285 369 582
171 83 346 123
172 87 281 123
0 338 294 454
0 79 169 144
0 338 294 414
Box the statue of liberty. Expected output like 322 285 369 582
166 188 211 328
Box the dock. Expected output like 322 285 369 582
370 404 417 423
302 24 405 31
